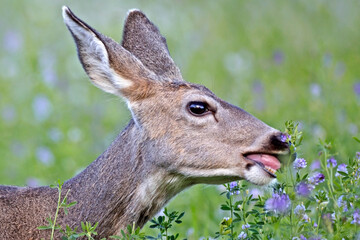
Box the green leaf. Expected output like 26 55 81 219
353 136 360 143
220 204 231 210
37 226 52 230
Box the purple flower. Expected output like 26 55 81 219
36 146 54 166
300 235 307 240
296 182 312 197
352 209 360 225
310 160 321 170
238 231 247 239
310 83 321 97
280 133 290 143
273 50 284 65
229 181 240 195
293 158 307 170
230 181 238 189
354 82 360 96
265 193 291 214
335 163 348 177
356 152 360 160
303 213 310 223
32 94 52 122
294 204 306 216
313 222 318 228
308 172 325 185
327 157 337 167
242 223 250 229
337 195 348 212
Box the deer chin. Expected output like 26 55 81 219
243 153 281 185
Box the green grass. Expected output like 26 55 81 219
1 0 359 238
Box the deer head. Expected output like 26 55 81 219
62 6 288 187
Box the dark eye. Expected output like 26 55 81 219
187 101 210 116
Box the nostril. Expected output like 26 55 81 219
269 133 290 151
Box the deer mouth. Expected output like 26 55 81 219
245 154 281 178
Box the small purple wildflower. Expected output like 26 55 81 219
303 213 310 223
335 163 348 177
354 82 360 96
229 181 240 195
238 231 247 239
308 172 325 185
310 83 321 97
356 152 360 160
351 209 360 225
300 235 307 240
313 222 318 228
337 195 348 212
230 181 237 189
294 204 306 216
293 158 307 170
310 160 321 170
242 223 250 230
280 133 290 143
327 157 337 167
265 193 291 214
331 212 336 222
296 182 312 197
273 50 284 65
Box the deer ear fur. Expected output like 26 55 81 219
122 10 183 81
62 6 156 100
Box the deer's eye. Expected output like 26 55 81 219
187 102 210 116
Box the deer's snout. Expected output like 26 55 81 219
268 132 290 153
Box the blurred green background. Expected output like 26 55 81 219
1 0 359 238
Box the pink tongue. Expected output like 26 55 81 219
246 154 281 170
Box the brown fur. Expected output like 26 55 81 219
0 7 288 239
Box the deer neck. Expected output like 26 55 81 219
64 119 190 236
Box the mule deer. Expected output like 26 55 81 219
0 6 289 239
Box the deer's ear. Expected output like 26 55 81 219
62 6 156 100
122 10 183 81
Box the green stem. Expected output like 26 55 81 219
50 185 62 240
229 191 234 239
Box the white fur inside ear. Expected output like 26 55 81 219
63 7 132 95
110 69 133 89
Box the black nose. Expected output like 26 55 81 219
268 133 290 152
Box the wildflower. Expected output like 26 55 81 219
242 223 250 230
354 82 360 96
327 157 337 167
356 152 360 160
303 213 310 223
230 181 237 189
335 163 348 177
238 231 247 239
351 209 360 225
293 158 307 170
308 172 325 185
296 182 312 197
294 204 306 216
300 235 307 240
331 212 336 222
310 160 321 170
265 193 291 214
337 195 348 212
280 133 290 143
229 182 240 195
313 222 318 228
294 203 310 222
